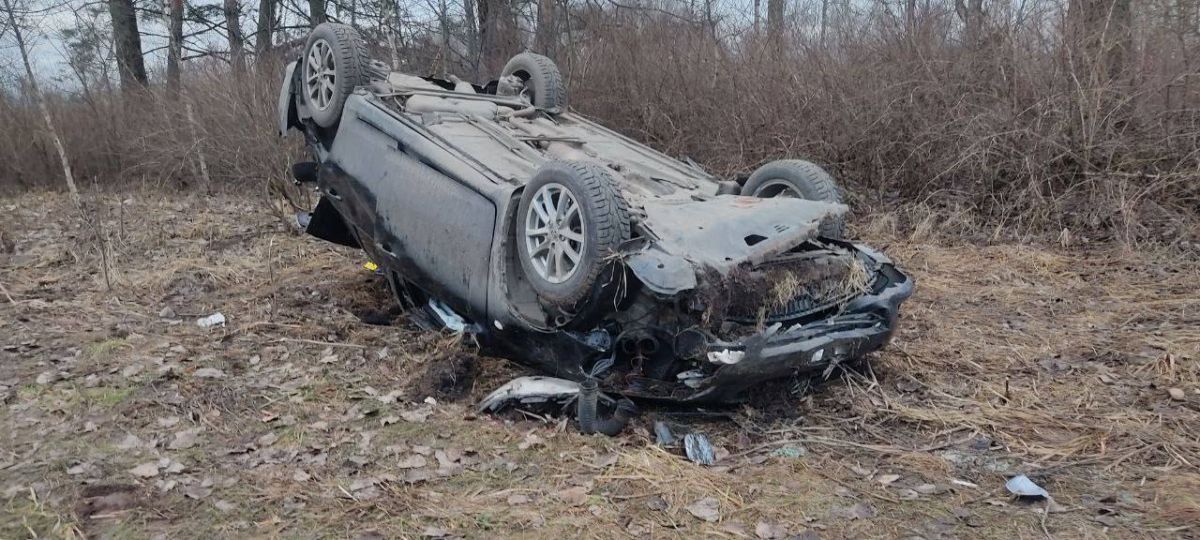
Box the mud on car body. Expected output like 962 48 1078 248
280 23 914 405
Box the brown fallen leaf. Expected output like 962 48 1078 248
76 484 140 519
555 486 589 506
719 521 750 538
517 433 544 450
685 497 721 522
830 501 876 520
397 455 427 469
128 462 160 478
169 428 202 450
755 520 789 539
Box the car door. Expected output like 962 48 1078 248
324 97 497 318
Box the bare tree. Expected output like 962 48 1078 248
308 0 325 26
106 0 146 89
463 0 479 76
255 0 274 55
766 0 783 53
1067 0 1134 84
225 0 246 74
1 0 79 204
954 0 985 48
166 0 183 95
535 0 556 59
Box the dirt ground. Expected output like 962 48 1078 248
2 191 1197 539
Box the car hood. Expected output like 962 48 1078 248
625 195 847 295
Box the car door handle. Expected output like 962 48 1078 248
377 242 396 257
325 187 342 201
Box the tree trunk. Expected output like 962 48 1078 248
477 0 520 74
2 0 79 205
308 0 325 26
753 0 759 34
954 0 985 49
225 0 246 75
464 0 479 77
819 0 828 47
766 0 783 54
1067 0 1133 84
255 0 274 55
107 0 147 90
535 0 556 59
386 0 404 70
167 0 183 96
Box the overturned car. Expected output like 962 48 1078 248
280 24 913 405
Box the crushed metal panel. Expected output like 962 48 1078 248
639 196 847 274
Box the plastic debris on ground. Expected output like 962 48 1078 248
196 313 226 328
654 421 676 446
706 349 745 365
676 369 706 388
428 300 466 332
1005 474 1051 499
684 433 716 466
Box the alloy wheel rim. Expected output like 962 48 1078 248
305 39 336 110
524 183 585 284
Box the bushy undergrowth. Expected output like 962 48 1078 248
3 1 1198 242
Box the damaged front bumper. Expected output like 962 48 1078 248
620 247 914 403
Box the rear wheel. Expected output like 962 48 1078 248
741 159 846 239
500 53 567 111
301 23 369 128
516 161 630 309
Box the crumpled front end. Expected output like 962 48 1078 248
591 196 914 403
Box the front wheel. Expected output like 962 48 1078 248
741 159 846 239
516 161 630 309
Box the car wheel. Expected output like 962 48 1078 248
516 161 630 309
501 53 567 111
741 159 846 239
301 23 369 128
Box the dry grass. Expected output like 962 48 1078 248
1 190 1198 538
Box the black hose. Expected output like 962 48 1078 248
593 398 638 436
576 378 638 436
577 378 599 434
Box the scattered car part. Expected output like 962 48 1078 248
576 378 638 436
683 433 716 465
428 299 467 333
478 376 612 413
653 421 676 446
196 313 226 328
1006 475 1051 500
278 27 914 406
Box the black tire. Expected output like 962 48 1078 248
301 23 370 128
516 161 630 309
741 159 846 239
501 52 567 111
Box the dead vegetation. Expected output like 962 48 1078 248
3 1 1199 245
2 191 1197 537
